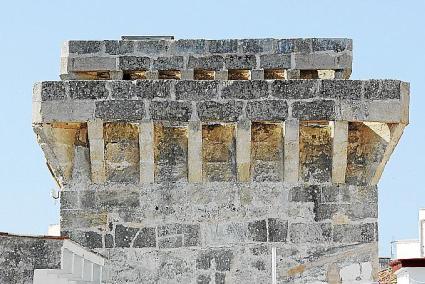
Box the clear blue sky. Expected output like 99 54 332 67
0 0 423 257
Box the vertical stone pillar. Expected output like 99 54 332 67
236 120 251 182
188 120 202 183
332 121 349 183
87 119 106 183
139 121 155 183
284 119 300 183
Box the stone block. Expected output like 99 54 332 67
136 40 171 55
133 227 156 248
60 191 79 209
196 249 233 271
250 69 264 80
291 100 336 120
292 53 337 70
271 80 317 99
105 234 114 248
153 56 184 70
38 81 66 101
68 81 108 100
118 56 151 71
289 223 332 243
204 223 247 245
115 224 139 248
248 220 267 242
183 224 201 247
83 231 103 249
95 190 140 210
133 80 171 99
268 218 288 242
260 54 291 69
197 101 243 122
321 80 362 100
68 40 103 54
221 80 269 100
238 38 275 53
277 39 312 54
154 125 188 182
70 57 117 72
158 236 183 249
333 223 376 243
95 100 145 120
312 38 351 52
246 100 288 121
364 80 401 100
225 55 257 69
175 81 219 100
174 39 206 54
289 185 321 203
61 210 107 229
109 81 132 99
150 101 192 121
208 39 238 54
105 40 135 55
187 55 225 71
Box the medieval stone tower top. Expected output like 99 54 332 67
33 37 409 283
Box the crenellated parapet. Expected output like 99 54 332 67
61 38 352 80
33 37 409 283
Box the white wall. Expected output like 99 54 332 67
395 240 421 259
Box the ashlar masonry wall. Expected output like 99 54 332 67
33 37 409 284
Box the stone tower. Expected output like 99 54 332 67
33 37 409 283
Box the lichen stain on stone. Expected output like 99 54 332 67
346 122 388 185
104 122 139 183
287 264 305 276
202 124 236 181
300 121 332 183
251 122 283 181
154 123 188 182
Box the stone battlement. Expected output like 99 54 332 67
61 38 352 80
32 37 409 283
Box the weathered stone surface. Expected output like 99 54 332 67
248 220 267 242
154 125 188 182
312 38 351 52
133 227 156 248
105 40 134 55
196 249 234 271
118 56 150 71
115 224 139 248
333 223 376 243
69 81 108 100
95 100 145 120
134 80 172 99
0 235 63 284
272 80 318 99
150 101 192 121
277 38 312 54
175 80 219 100
289 223 332 243
238 38 275 53
197 101 243 122
221 80 268 100
68 40 103 54
187 55 224 71
153 56 184 70
322 79 362 100
208 40 238 54
38 81 66 100
292 100 336 120
174 39 206 54
260 54 291 69
136 40 171 54
364 80 400 100
299 122 332 183
224 55 257 69
246 100 288 121
268 218 288 242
